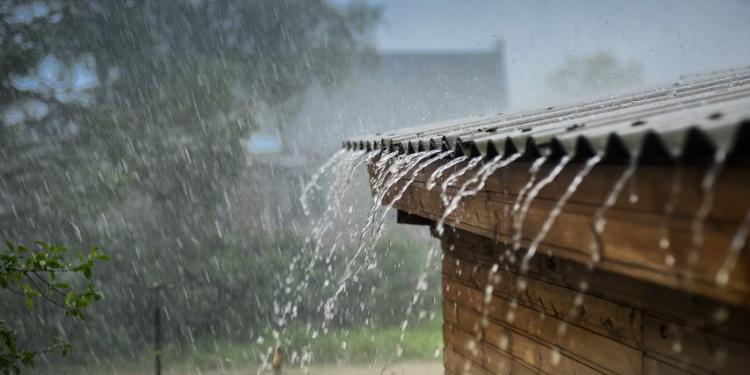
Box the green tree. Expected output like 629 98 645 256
0 241 108 374
0 0 381 362
547 52 643 96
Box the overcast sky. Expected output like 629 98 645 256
361 0 750 109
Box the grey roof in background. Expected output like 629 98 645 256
344 68 750 164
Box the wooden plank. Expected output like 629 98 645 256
643 357 703 375
445 295 643 374
443 253 644 348
444 346 494 375
405 160 750 223
483 323 604 375
482 345 543 375
642 315 750 375
554 255 750 345
388 179 750 306
442 228 750 346
439 227 750 375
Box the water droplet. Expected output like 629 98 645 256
629 193 639 204
665 254 675 266
499 334 509 350
659 237 670 249
714 347 729 365
516 279 527 291
672 340 682 353
433 347 442 358
713 306 730 323
550 349 562 366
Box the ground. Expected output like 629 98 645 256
139 361 443 375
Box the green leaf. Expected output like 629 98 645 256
94 254 111 261
65 291 76 307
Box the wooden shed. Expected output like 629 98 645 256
344 70 750 374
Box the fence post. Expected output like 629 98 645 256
152 282 162 375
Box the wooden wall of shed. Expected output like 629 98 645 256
440 227 750 375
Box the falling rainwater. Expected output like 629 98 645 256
716 206 750 286
353 150 450 279
439 156 483 207
426 155 469 190
521 155 602 272
546 157 638 342
660 165 683 267
372 150 453 240
360 151 439 245
377 150 447 219
274 150 370 331
254 149 376 374
513 156 572 251
395 246 438 358
687 151 727 267
590 159 638 264
301 152 375 272
300 149 346 216
511 156 548 225
322 150 448 328
436 153 521 235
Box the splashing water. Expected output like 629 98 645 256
275 150 370 330
300 149 346 216
513 156 572 251
590 159 637 265
520 155 602 272
258 150 373 373
396 246 438 355
323 150 447 327
716 206 750 286
436 153 521 235
352 150 450 279
301 151 375 270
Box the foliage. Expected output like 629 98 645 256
0 1 422 371
0 0 382 365
0 242 108 374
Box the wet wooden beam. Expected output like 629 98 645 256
396 209 434 226
442 229 750 375
369 158 750 307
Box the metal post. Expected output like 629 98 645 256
152 282 162 375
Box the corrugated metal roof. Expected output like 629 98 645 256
343 68 750 164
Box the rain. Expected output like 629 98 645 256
2 1 750 375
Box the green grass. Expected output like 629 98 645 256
171 318 443 371
41 318 443 374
